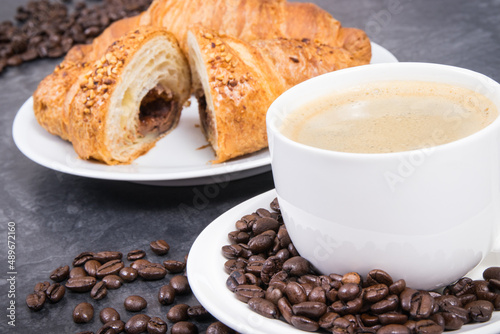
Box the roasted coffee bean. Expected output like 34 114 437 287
206 321 235 334
261 256 283 284
248 231 275 253
318 311 340 330
285 281 308 304
90 281 107 300
483 267 500 281
256 208 272 217
119 267 138 283
474 280 496 301
401 288 419 311
76 331 95 334
49 265 69 282
278 297 294 323
292 301 327 319
377 324 410 334
70 267 87 278
163 260 186 273
222 244 243 259
127 249 146 261
291 315 320 331
275 248 290 263
96 323 116 334
389 279 406 295
248 297 280 319
125 314 151 334
488 278 500 290
338 283 362 301
73 302 94 323
167 303 190 323
83 259 100 277
66 276 96 292
409 291 435 320
171 321 198 334
96 260 124 278
224 259 247 274
435 295 461 310
363 283 389 303
46 283 65 303
270 197 280 212
34 281 50 293
147 317 168 334
342 272 362 285
378 312 408 325
93 251 122 263
158 284 176 305
330 297 363 315
226 269 246 292
282 256 310 276
371 294 399 314
100 307 120 323
360 313 379 327
228 231 250 244
265 285 284 305
150 240 170 255
246 260 264 276
102 274 123 289
235 285 265 303
124 295 147 312
187 305 211 321
308 286 326 303
131 259 152 271
253 217 280 235
366 269 393 286
465 300 494 322
104 320 125 333
331 317 355 334
138 263 167 280
445 277 474 296
73 252 95 266
26 291 45 311
458 293 477 306
170 275 191 295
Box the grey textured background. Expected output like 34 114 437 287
0 0 499 333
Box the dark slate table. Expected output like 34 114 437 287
1 0 499 333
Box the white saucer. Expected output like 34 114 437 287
187 189 500 334
12 43 396 186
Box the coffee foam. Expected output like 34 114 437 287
281 81 498 153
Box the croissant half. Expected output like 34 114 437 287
34 27 191 164
187 28 365 163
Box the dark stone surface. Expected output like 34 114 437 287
0 0 499 333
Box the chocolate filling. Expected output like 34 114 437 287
195 89 211 139
138 85 180 136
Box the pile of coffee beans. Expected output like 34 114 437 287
223 198 500 333
0 0 153 73
26 239 235 334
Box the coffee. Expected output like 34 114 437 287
281 81 498 153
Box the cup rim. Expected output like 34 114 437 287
266 62 500 159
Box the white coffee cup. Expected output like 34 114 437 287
266 63 500 290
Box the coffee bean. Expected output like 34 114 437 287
409 291 435 320
252 217 280 235
158 284 176 305
70 267 87 278
46 283 65 303
235 285 265 303
171 321 198 334
187 305 211 321
248 232 275 253
170 275 191 295
138 263 167 280
377 324 410 334
389 279 406 295
90 281 107 300
318 312 340 330
465 300 494 322
366 269 393 286
102 274 123 289
119 267 138 283
83 259 100 277
224 259 246 274
248 297 280 319
26 291 45 311
338 283 362 301
445 277 474 296
414 319 443 334
474 280 496 301
342 272 361 285
150 240 170 255
363 283 389 303
96 260 124 278
73 252 95 266
292 301 327 319
167 303 190 323
50 265 69 282
131 259 151 271
147 317 168 334
34 281 50 293
290 315 319 331
227 231 250 244
265 285 284 305
96 324 116 334
270 197 280 212
285 281 307 304
66 276 97 292
371 294 399 314
163 260 186 273
125 314 151 334
222 244 243 259
127 249 146 261
94 251 123 263
483 267 500 281
378 312 408 325
206 321 235 334
124 295 147 312
73 302 94 323
100 307 120 323
226 269 246 292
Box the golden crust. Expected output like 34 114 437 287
189 28 369 163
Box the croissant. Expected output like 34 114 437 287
188 27 362 162
34 26 191 164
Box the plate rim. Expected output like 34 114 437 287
187 189 500 334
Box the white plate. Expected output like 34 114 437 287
12 43 396 186
187 189 500 334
